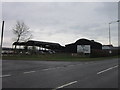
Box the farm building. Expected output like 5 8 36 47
12 40 64 54
65 38 102 53
102 45 113 50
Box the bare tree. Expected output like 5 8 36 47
13 21 32 49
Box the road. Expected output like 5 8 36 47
2 58 119 89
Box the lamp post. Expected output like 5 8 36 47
108 20 119 45
108 20 119 53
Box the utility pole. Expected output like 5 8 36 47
1 21 5 48
0 21 5 58
0 21 4 90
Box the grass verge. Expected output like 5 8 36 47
2 53 119 61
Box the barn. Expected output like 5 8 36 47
12 40 64 54
65 38 102 53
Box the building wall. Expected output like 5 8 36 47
65 39 102 53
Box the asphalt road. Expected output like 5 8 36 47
2 58 119 89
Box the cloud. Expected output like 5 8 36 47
1 2 118 47
1 0 119 2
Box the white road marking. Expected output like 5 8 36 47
54 81 77 90
97 65 118 74
23 71 36 74
68 65 75 67
43 64 81 71
42 64 83 71
42 68 50 71
0 74 11 78
42 66 65 71
56 67 62 69
42 68 56 71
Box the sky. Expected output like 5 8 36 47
1 1 119 47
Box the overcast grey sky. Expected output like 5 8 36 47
1 2 119 47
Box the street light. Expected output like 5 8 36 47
108 20 119 45
108 20 119 54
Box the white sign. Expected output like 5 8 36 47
77 45 91 53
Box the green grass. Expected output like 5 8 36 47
2 53 119 61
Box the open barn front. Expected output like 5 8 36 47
12 40 65 55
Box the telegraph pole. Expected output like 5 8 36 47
1 21 5 58
1 21 5 48
0 21 4 90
